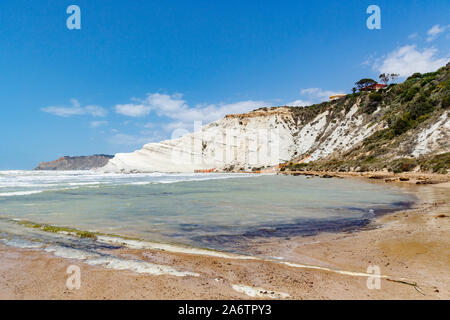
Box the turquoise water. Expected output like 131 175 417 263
0 171 415 253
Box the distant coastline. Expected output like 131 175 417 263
34 154 113 171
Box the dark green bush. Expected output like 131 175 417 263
442 95 450 109
369 92 382 102
391 115 413 136
390 158 418 173
362 155 377 163
291 163 309 170
417 152 449 173
362 102 378 114
408 99 434 120
402 86 419 102
408 72 422 80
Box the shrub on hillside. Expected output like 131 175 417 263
369 92 382 102
391 115 413 136
442 95 450 109
407 73 422 80
418 152 450 174
360 92 383 114
408 99 434 120
402 86 419 102
389 158 418 173
289 163 309 171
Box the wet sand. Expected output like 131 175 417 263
0 173 449 300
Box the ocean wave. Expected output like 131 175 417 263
96 235 256 260
0 186 82 197
0 228 199 277
125 181 152 185
0 190 45 197
0 171 253 193
44 245 99 260
85 256 199 277
0 238 43 249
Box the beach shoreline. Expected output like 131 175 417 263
1 172 449 300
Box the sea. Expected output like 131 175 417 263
0 170 416 273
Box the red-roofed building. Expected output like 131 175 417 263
361 83 387 91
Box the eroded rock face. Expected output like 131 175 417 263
410 111 450 157
35 155 113 171
97 107 374 173
102 108 296 173
101 103 449 173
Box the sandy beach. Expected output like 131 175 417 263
0 172 449 300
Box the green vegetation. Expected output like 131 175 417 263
408 72 422 80
369 92 382 102
401 86 419 102
417 152 450 174
16 220 97 239
288 101 329 123
389 158 418 173
12 219 153 241
284 153 449 174
387 153 450 174
286 163 308 171
284 62 450 174
361 92 383 114
443 95 450 109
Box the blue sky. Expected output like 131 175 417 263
0 0 449 169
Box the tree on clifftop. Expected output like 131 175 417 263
355 78 377 92
379 73 390 85
379 73 400 85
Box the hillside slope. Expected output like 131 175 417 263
285 62 450 173
102 63 449 173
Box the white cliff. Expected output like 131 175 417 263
102 108 296 172
411 111 449 157
102 104 449 173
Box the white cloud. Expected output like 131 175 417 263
85 105 108 117
300 88 340 101
145 93 267 124
41 99 84 117
90 120 108 128
427 24 448 42
108 133 162 146
408 32 419 40
286 99 314 107
362 53 377 66
114 93 269 130
42 106 84 117
115 104 151 117
375 45 449 77
286 88 342 107
42 99 108 118
146 93 187 116
163 121 189 131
